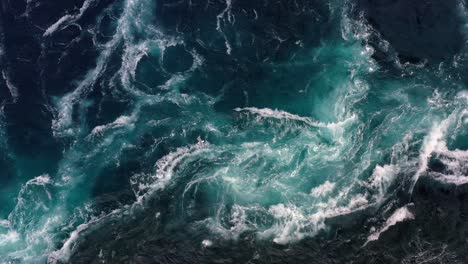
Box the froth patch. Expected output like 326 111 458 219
310 181 336 197
365 205 415 245
202 239 213 248
234 107 356 130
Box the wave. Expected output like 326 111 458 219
365 204 415 245
1 71 19 103
234 107 356 130
43 0 96 37
1 0 468 262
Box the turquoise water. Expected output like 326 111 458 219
0 0 468 262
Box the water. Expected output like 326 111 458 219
0 0 468 263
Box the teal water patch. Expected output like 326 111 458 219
0 0 467 262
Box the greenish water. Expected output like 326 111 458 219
0 0 468 263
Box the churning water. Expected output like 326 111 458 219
0 0 468 263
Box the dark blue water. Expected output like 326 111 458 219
1 0 468 263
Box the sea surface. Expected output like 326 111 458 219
0 0 468 263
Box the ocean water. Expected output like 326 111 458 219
0 0 468 263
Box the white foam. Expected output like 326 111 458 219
0 231 20 245
310 181 336 197
90 115 134 136
43 0 95 37
48 214 103 264
31 175 52 185
53 223 87 261
365 205 414 244
265 204 308 244
2 71 19 102
0 220 9 228
47 206 124 264
201 239 213 247
131 142 208 203
234 107 356 130
234 107 319 126
52 48 112 137
216 0 234 54
151 145 203 190
439 150 468 177
457 90 468 101
43 15 73 37
434 174 468 185
119 37 182 94
410 92 468 189
258 192 369 244
370 165 398 201
411 116 453 192
158 74 186 90
8 175 54 229
120 41 151 89
52 0 167 138
203 204 255 241
341 9 373 42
